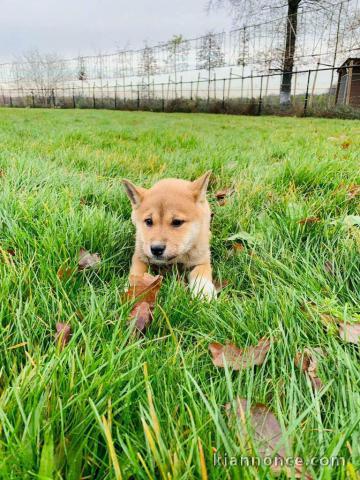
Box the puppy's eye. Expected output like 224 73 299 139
171 219 184 227
144 218 153 227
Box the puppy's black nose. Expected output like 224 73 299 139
151 244 166 257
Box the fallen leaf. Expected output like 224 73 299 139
294 348 324 391
215 187 235 205
347 184 360 199
324 260 335 275
6 248 15 256
209 337 271 370
341 140 351 149
57 266 75 280
338 322 360 345
55 323 71 347
127 273 163 305
130 301 152 332
78 248 101 271
298 216 321 225
126 273 163 333
213 279 229 293
233 242 245 252
225 397 311 479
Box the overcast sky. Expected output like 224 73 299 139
0 0 232 62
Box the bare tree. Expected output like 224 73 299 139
17 49 67 94
139 44 158 99
208 0 335 106
197 32 225 100
165 35 190 97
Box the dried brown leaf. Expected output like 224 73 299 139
233 242 245 252
215 187 235 205
213 279 230 293
324 260 335 275
209 337 271 370
347 184 360 199
55 323 71 347
127 273 163 306
126 273 163 334
341 140 351 149
224 397 311 479
294 348 324 391
298 216 321 225
78 248 101 271
338 322 360 345
130 301 153 333
57 266 75 280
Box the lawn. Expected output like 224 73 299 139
0 109 359 479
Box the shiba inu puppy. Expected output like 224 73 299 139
122 172 216 299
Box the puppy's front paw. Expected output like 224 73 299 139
189 277 217 301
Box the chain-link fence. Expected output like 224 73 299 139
0 65 359 118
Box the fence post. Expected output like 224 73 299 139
93 84 96 109
161 83 165 111
309 60 320 108
227 68 232 99
51 88 55 108
222 78 226 108
303 70 312 117
9 95 13 107
114 82 117 109
190 81 193 101
31 90 35 108
345 60 353 105
72 85 76 108
196 72 200 99
257 75 263 115
137 85 140 110
180 76 183 98
292 69 298 106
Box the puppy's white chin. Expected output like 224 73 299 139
149 256 176 265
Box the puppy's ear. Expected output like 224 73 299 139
192 171 211 202
122 179 146 208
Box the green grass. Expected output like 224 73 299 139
0 109 359 479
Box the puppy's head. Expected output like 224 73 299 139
122 172 211 263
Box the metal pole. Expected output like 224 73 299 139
258 75 263 115
227 68 232 99
329 1 343 103
222 78 226 108
303 70 311 116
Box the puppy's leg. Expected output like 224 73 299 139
130 253 148 277
189 262 216 300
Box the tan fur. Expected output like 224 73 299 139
122 172 216 299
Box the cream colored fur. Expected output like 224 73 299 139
122 172 216 300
